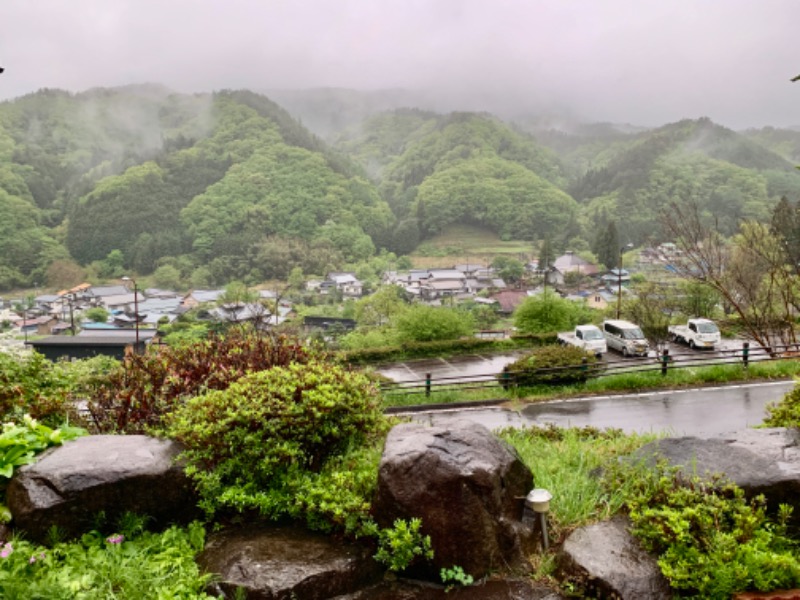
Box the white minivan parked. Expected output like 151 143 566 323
602 320 650 357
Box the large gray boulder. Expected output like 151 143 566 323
371 420 534 581
198 525 382 600
633 427 800 521
559 517 671 600
8 435 198 543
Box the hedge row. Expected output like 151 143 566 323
341 332 559 364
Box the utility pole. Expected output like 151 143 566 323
122 276 140 353
616 243 634 319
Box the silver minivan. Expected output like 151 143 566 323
602 319 650 357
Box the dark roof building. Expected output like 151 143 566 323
28 334 148 361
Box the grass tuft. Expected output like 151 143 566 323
497 425 660 542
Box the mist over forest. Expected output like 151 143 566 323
0 82 799 293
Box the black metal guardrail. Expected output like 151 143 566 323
379 341 798 397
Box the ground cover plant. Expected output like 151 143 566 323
0 518 212 599
501 422 800 598
0 414 86 523
602 460 800 598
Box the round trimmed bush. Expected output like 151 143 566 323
165 359 389 520
500 344 599 387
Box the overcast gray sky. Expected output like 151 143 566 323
1 0 797 129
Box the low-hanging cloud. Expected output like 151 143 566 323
1 0 797 129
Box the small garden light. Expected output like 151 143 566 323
526 488 552 551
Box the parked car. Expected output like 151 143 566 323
602 319 650 357
557 325 607 357
668 318 721 349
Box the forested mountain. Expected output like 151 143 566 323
742 126 800 164
335 110 577 253
1 85 799 292
528 117 800 243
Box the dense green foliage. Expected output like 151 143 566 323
604 461 800 598
165 361 389 527
513 291 594 334
88 330 317 433
0 520 212 599
0 351 115 426
762 379 800 428
501 345 598 386
393 304 475 343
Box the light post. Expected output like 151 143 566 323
526 488 553 551
122 276 140 353
616 243 634 319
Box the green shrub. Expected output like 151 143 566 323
513 291 594 335
393 305 474 343
500 345 598 387
0 352 114 426
762 379 800 428
339 328 400 351
365 518 434 572
603 460 800 598
165 360 390 530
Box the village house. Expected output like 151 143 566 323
601 268 631 290
325 272 364 298
489 290 529 315
586 290 616 311
552 251 599 277
418 269 468 300
181 289 225 309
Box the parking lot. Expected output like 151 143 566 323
375 338 754 384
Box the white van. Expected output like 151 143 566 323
602 320 650 357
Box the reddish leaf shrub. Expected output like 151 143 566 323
87 331 322 433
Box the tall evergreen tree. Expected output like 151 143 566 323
771 196 800 269
539 235 554 269
593 221 620 270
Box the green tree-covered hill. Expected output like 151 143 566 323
335 110 575 252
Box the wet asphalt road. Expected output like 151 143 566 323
405 380 796 438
